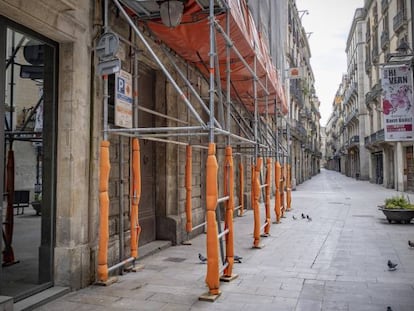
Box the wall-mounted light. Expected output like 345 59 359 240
159 0 185 28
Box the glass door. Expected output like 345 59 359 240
0 17 57 301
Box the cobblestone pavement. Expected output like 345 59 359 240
37 169 414 311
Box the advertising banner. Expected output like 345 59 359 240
115 69 133 128
381 65 414 141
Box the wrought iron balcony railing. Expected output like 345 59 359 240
381 31 389 50
393 10 406 33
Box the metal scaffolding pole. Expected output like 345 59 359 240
112 0 207 129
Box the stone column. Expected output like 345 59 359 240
396 142 404 191
54 38 92 289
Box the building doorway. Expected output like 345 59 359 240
373 152 383 184
137 65 156 245
0 17 57 301
406 146 414 192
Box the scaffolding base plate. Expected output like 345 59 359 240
260 233 270 238
125 264 144 272
2 260 20 267
95 276 118 286
252 244 265 249
182 240 192 245
220 273 238 282
199 291 221 302
272 221 280 224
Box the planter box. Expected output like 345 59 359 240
31 201 41 216
378 206 414 224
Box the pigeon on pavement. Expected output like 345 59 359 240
387 260 398 271
234 255 242 263
301 213 306 219
306 215 312 221
198 253 207 264
408 240 414 248
292 215 297 220
387 306 392 311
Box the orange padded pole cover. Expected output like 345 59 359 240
274 161 281 223
185 145 193 232
98 141 110 282
205 143 220 295
287 164 292 210
251 164 254 215
131 138 141 258
280 165 285 218
264 158 271 234
223 146 234 277
238 162 244 216
253 157 262 248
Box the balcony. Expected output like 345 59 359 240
372 45 379 63
345 108 359 126
348 135 360 147
381 0 388 13
364 129 385 148
300 107 311 119
365 81 382 105
393 10 407 33
290 84 304 108
342 82 358 105
365 56 371 73
380 31 389 50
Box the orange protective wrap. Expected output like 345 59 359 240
146 0 288 115
287 164 292 210
280 165 285 218
264 158 271 234
253 158 262 247
205 143 220 295
239 162 244 216
223 146 234 277
274 161 281 223
185 145 193 233
3 150 15 264
131 138 141 258
98 141 110 282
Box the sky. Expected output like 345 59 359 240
295 0 364 126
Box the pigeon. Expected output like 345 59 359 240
387 307 392 311
234 255 243 263
409 240 414 248
292 215 297 220
387 260 398 271
198 253 207 264
306 215 312 221
301 213 306 219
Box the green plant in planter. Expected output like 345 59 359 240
384 195 414 209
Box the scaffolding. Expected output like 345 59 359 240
96 0 291 300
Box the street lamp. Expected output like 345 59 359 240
158 0 185 28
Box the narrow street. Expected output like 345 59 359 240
35 169 414 311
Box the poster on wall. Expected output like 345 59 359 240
115 69 133 128
381 64 414 141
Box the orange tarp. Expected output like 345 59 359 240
142 0 288 115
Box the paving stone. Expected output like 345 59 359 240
35 170 414 311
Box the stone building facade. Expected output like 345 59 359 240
0 0 321 305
